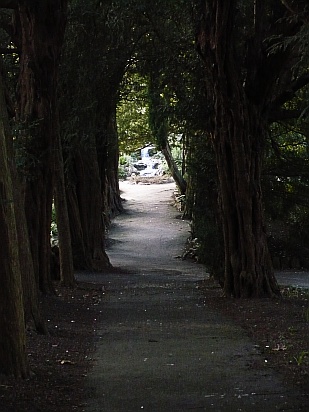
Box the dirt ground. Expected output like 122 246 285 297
199 279 309 393
0 180 308 411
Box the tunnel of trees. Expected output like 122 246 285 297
0 0 308 377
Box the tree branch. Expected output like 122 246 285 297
269 109 304 122
281 0 309 17
271 72 309 109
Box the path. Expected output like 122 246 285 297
275 271 309 289
77 181 306 411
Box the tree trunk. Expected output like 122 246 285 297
195 1 280 297
98 102 123 227
54 132 75 287
16 181 47 333
0 69 29 378
161 141 187 195
15 1 68 293
105 109 123 218
148 72 187 195
66 143 111 271
0 59 46 334
213 107 280 297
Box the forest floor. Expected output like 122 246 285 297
0 180 308 411
199 279 309 393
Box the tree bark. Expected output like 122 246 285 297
0 69 29 378
161 141 187 195
66 141 111 271
59 1 129 270
54 131 75 287
0 59 46 333
195 0 280 297
98 101 123 226
213 107 280 297
15 0 68 293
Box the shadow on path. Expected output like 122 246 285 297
76 181 307 411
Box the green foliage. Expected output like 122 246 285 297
264 117 309 268
118 154 133 179
117 72 153 153
7 0 309 279
60 0 150 157
118 164 127 180
185 132 224 282
294 351 308 366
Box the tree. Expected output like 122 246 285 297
59 0 158 269
0 64 28 378
54 127 75 287
124 0 196 194
148 71 187 194
194 1 308 297
117 72 153 154
0 5 47 333
14 0 69 292
59 0 119 269
263 112 309 269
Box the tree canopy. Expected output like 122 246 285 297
0 0 308 377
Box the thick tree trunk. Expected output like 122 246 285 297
0 70 29 378
213 108 280 297
98 103 123 226
195 0 280 297
0 59 46 333
15 1 68 293
16 182 47 333
66 143 111 271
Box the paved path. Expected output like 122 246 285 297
77 182 307 411
275 271 309 289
